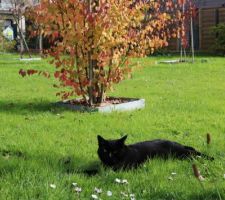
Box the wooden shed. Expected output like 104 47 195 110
196 0 225 51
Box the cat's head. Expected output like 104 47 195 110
97 135 127 150
97 135 127 165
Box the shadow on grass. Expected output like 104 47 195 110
141 189 224 200
58 155 100 176
1 149 224 200
0 148 100 178
188 191 224 200
0 100 71 114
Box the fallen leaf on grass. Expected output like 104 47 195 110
192 164 205 181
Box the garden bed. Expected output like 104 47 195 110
56 97 145 113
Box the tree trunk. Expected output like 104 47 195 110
20 30 31 58
88 52 93 106
87 0 102 105
39 30 43 55
2 37 5 53
20 35 24 59
13 15 32 58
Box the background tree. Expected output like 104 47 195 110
9 0 34 58
177 0 195 62
26 3 44 55
21 0 183 105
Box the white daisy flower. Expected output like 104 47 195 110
50 184 56 189
91 194 98 199
107 191 112 196
122 179 128 184
74 187 82 193
115 178 121 183
72 182 78 187
121 191 128 197
94 187 102 194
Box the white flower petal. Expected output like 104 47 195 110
74 187 82 192
72 182 77 187
130 194 135 197
171 172 177 175
122 179 128 184
94 187 102 194
121 191 128 197
115 178 121 183
50 184 56 189
91 194 98 199
107 191 112 196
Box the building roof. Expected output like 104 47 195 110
195 0 225 8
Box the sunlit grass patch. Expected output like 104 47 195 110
0 54 224 199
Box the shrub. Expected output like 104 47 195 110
21 0 183 106
0 33 16 53
211 23 225 55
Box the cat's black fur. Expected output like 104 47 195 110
97 135 214 170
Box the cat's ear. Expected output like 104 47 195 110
97 135 106 145
119 135 127 144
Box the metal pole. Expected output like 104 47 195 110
182 1 186 62
190 13 195 63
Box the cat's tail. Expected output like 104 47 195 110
184 146 214 161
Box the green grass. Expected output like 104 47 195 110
0 53 224 200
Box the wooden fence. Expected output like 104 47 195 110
199 7 225 51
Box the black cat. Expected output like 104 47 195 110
97 135 214 170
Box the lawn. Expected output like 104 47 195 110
0 54 224 200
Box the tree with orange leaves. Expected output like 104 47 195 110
21 0 183 106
